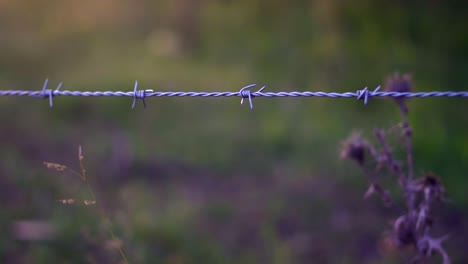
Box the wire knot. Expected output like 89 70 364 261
39 79 63 107
356 85 381 105
239 84 266 110
132 81 153 109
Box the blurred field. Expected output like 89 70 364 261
0 1 467 263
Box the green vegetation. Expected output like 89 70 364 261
0 1 466 263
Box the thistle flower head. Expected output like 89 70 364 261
340 132 368 166
409 173 445 201
393 214 416 247
384 73 412 113
385 73 412 94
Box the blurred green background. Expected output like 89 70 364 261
0 0 467 263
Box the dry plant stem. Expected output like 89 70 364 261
46 150 129 263
400 107 415 213
361 165 400 210
47 158 129 263
77 147 129 264
374 129 416 214
340 74 451 263
374 129 407 187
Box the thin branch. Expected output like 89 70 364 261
374 129 407 187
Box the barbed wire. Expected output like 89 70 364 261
0 80 467 110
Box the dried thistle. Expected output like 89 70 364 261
416 205 432 232
384 73 412 114
385 73 412 93
393 214 416 247
416 234 450 264
340 73 450 263
340 132 369 166
409 173 446 202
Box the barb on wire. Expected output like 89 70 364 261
131 81 153 109
0 80 467 110
356 86 381 105
32 79 63 107
239 84 267 110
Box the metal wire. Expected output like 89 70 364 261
0 80 467 110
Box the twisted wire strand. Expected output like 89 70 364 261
0 81 467 109
2 90 467 98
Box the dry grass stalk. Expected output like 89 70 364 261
44 146 128 264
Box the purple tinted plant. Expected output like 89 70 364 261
340 73 450 263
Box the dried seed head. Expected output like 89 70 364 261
393 215 416 247
384 73 412 113
340 133 368 166
423 173 445 202
385 73 412 94
410 173 445 202
83 200 96 205
57 199 76 205
43 162 67 172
